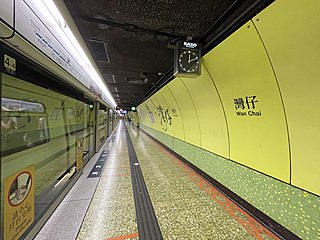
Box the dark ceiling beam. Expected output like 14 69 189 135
99 66 157 74
77 15 187 39
202 0 275 54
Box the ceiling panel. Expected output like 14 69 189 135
64 0 274 110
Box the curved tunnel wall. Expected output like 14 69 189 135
137 1 320 238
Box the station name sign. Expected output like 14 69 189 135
233 95 262 117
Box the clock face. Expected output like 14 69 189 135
178 50 199 73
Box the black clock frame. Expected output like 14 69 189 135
174 41 202 78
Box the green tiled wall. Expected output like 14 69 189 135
140 124 320 240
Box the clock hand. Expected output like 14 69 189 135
188 54 191 63
189 58 198 62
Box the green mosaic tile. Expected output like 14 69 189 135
140 125 174 149
140 124 320 240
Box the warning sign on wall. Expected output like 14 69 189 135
4 165 35 240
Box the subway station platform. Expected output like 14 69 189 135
34 120 280 240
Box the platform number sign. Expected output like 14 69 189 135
4 54 16 74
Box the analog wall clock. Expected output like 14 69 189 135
178 50 199 73
174 41 201 78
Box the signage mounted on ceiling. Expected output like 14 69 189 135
174 40 202 78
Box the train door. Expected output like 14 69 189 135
96 103 108 152
83 98 96 164
0 72 79 239
109 109 114 135
106 107 110 137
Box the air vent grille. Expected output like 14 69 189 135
103 74 116 83
88 39 110 63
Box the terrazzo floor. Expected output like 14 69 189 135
75 121 279 239
76 123 137 240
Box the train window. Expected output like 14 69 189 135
1 98 50 157
2 97 45 112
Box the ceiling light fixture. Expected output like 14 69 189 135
41 0 116 108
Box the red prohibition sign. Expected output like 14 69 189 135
8 171 32 207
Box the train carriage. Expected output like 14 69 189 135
0 1 118 238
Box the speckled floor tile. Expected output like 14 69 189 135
76 122 278 240
34 133 116 240
35 199 92 240
76 121 138 240
128 126 274 240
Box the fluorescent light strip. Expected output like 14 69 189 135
41 0 116 107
